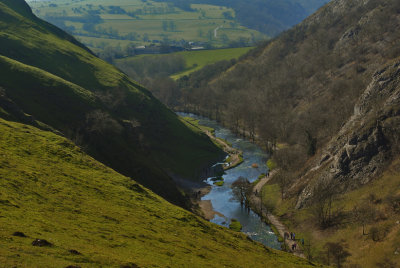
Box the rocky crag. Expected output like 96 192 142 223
296 60 400 208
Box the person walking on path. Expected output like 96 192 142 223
250 171 306 259
292 233 296 241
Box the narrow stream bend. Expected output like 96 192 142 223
179 113 281 250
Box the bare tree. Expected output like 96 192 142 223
324 241 351 268
275 171 291 200
303 240 314 262
231 177 251 208
352 200 376 235
312 181 344 229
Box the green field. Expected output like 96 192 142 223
171 47 253 78
116 46 253 79
27 0 266 51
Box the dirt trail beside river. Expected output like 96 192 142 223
250 172 306 259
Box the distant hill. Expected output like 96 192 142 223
156 0 329 36
0 0 224 208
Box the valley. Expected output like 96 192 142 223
1 0 399 267
168 0 400 266
0 0 326 266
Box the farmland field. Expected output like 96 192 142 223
170 47 254 78
27 0 267 52
115 46 254 79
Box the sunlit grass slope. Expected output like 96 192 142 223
0 118 321 267
116 47 253 80
0 0 224 206
171 47 254 79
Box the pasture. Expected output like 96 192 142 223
28 0 266 51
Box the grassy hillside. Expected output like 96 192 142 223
27 0 265 51
0 0 225 207
0 117 323 267
260 156 400 267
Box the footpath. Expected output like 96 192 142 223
249 172 306 258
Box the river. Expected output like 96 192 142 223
178 113 281 250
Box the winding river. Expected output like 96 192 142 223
179 113 281 250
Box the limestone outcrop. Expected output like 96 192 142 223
296 60 400 208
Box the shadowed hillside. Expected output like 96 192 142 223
0 0 225 208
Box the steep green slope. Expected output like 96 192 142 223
0 117 321 267
0 0 224 207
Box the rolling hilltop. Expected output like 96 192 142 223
172 0 400 266
0 0 225 208
27 0 328 54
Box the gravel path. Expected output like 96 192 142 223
250 172 306 258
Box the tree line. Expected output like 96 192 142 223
143 1 400 228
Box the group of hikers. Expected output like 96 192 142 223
284 232 305 252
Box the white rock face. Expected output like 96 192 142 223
296 61 400 209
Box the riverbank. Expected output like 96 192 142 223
179 113 281 249
180 116 244 171
180 115 245 220
204 130 244 170
192 130 244 220
249 172 306 258
189 184 225 220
